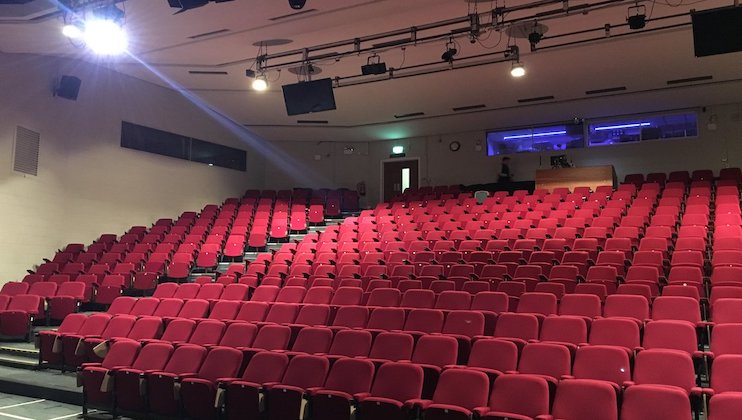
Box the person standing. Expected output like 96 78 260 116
499 156 513 183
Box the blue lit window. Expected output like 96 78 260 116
588 112 698 147
486 123 584 156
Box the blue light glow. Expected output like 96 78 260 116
593 122 651 131
503 130 567 140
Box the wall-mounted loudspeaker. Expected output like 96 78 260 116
55 75 82 101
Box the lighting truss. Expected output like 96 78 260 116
247 0 700 88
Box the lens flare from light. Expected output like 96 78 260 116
62 24 83 39
84 19 128 55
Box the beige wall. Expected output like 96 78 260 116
0 53 265 282
265 101 742 207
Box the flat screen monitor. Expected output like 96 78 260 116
692 7 742 57
282 78 337 116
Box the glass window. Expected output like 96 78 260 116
588 111 698 147
486 123 585 156
121 121 246 171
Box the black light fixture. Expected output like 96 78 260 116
528 31 542 51
289 0 307 9
441 38 458 63
361 54 387 75
627 4 647 29
168 0 234 13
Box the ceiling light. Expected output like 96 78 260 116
289 0 307 9
441 38 458 63
510 62 526 78
83 18 128 55
251 75 268 91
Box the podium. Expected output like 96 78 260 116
535 165 616 192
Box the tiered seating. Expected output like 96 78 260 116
28 168 742 419
4 189 357 335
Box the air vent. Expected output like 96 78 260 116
394 112 425 119
13 126 39 176
297 120 328 124
269 8 317 21
585 86 627 95
452 104 486 112
666 75 713 85
188 71 229 75
188 29 230 39
517 95 555 103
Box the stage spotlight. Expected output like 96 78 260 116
528 31 543 51
252 75 268 92
84 18 128 55
361 54 387 75
289 0 307 9
510 62 526 78
441 39 458 63
627 5 647 29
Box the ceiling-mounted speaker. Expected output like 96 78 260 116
288 0 306 9
55 75 82 101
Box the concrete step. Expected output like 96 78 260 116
0 345 39 370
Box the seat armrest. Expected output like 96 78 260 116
80 362 103 370
703 388 715 397
536 415 555 420
354 392 372 402
405 399 432 410
623 381 636 388
215 377 241 384
561 375 575 380
304 387 323 395
473 406 490 417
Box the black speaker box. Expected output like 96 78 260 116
56 75 82 101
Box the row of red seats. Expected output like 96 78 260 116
243 187 359 212
77 337 715 419
49 304 738 382
21 188 350 297
0 282 83 325
0 294 42 339
624 168 742 186
40 290 721 369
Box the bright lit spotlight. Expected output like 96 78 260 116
510 62 526 78
252 75 268 92
62 24 83 39
83 19 128 55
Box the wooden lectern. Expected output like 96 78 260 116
535 165 616 192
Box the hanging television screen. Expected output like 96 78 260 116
282 78 337 116
691 7 742 57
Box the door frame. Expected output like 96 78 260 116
380 157 421 203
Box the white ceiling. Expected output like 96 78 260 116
0 0 740 142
